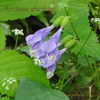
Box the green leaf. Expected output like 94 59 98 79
68 0 87 7
59 52 72 62
36 13 49 27
20 46 31 54
15 77 69 100
1 23 12 36
0 97 14 100
0 0 52 21
0 50 49 96
50 9 66 23
62 82 74 93
60 2 100 59
0 26 6 51
0 97 7 100
70 30 100 59
74 73 93 86
77 55 94 67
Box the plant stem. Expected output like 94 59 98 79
85 55 94 74
57 24 94 88
93 61 99 82
58 56 85 90
64 8 80 40
7 85 12 100
60 64 83 90
15 35 19 50
57 64 69 87
93 60 100 91
94 23 98 33
98 0 100 17
58 6 95 90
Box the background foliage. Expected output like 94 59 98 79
0 0 100 100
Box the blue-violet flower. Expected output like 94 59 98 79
26 25 54 57
46 48 66 79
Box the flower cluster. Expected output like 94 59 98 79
12 29 24 36
2 78 16 90
91 18 100 23
26 16 76 79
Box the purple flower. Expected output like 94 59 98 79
46 48 66 79
29 41 45 57
50 27 63 45
39 28 63 67
40 48 58 68
25 25 54 57
26 25 54 46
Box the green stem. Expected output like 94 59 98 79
57 64 69 87
97 95 100 100
93 61 99 82
94 23 98 33
85 56 100 91
15 35 19 50
85 55 94 74
7 85 12 100
58 56 85 90
98 0 100 17
74 58 92 76
93 60 100 91
88 1 96 18
60 65 83 90
57 6 95 90
64 8 80 40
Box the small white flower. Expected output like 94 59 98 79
3 78 7 81
9 78 13 80
9 81 13 84
91 18 100 23
12 79 16 82
2 83 5 86
7 80 10 82
33 57 44 67
46 71 54 79
91 18 94 22
12 29 24 36
5 86 9 90
19 29 24 35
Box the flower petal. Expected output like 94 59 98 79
55 48 66 63
50 28 62 44
26 34 41 46
41 40 57 53
47 64 56 73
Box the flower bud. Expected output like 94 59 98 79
64 39 76 49
53 16 64 27
60 35 72 45
60 16 69 28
